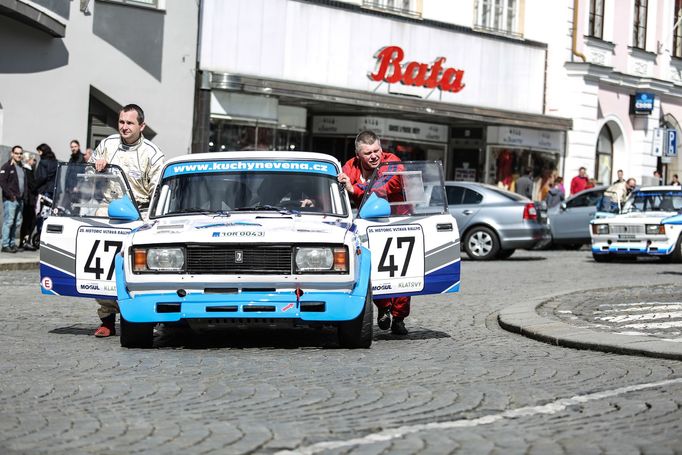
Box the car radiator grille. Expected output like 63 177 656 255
610 225 644 234
186 245 292 274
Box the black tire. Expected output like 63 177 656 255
464 226 500 261
670 235 682 263
338 286 373 349
498 249 515 259
592 253 612 263
120 316 154 348
32 232 40 249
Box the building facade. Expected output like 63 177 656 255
0 0 198 162
195 0 571 199
533 0 682 190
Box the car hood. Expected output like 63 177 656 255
595 211 677 224
132 215 352 245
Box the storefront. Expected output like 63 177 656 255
485 126 565 201
197 0 571 179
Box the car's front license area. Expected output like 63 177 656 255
591 222 674 255
116 241 370 325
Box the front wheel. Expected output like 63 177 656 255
120 317 155 348
338 286 373 349
464 226 500 260
592 253 613 263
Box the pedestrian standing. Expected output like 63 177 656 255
545 176 565 208
570 167 589 195
515 167 533 199
18 151 38 251
613 169 624 184
337 130 410 336
34 144 58 199
0 146 28 253
90 104 165 338
670 174 681 186
654 170 664 186
83 147 93 162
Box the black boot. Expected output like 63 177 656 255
391 317 408 336
377 307 391 330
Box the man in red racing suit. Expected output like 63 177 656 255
337 130 410 336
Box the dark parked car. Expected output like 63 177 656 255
444 181 550 260
547 185 607 248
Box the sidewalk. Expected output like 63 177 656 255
0 248 40 271
499 284 682 361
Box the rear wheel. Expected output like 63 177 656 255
120 317 154 348
338 286 373 349
464 226 500 261
498 249 515 259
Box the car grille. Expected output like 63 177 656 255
186 245 292 274
610 225 644 234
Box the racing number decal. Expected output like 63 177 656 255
76 227 130 296
367 225 424 295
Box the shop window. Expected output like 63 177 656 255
475 0 520 38
491 148 558 201
674 0 682 58
208 119 307 152
589 0 604 39
595 125 613 185
633 0 648 49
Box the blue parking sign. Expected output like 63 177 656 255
667 129 678 157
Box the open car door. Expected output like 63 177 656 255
39 163 143 299
353 161 461 298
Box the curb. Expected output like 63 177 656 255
0 261 39 272
498 290 682 361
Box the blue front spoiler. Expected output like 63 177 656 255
115 248 371 324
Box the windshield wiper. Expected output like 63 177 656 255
233 204 297 215
168 207 213 216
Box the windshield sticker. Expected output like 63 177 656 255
164 160 336 178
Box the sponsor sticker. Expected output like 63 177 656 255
367 224 425 295
41 277 53 291
76 227 130 296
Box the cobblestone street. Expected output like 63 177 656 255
2 249 682 454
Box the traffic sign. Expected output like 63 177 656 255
666 129 678 157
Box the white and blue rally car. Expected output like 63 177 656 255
39 152 461 348
590 185 682 262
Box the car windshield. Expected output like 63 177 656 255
150 169 348 218
623 190 682 213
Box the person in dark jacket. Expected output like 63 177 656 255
18 151 38 251
34 143 58 197
0 146 28 253
515 167 534 199
33 144 58 238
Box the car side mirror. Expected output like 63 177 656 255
359 193 391 219
560 202 567 211
108 195 140 221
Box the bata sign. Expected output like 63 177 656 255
369 45 465 93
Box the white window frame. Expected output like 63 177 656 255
475 0 519 37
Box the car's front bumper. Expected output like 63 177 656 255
115 248 371 324
591 235 674 255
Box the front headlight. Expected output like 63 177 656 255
294 246 348 273
645 224 665 235
592 224 609 235
133 247 185 272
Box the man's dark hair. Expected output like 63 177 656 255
355 130 379 153
70 139 80 146
524 167 533 175
121 104 145 125
11 145 22 154
579 166 586 172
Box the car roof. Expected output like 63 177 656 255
443 181 529 201
165 151 342 168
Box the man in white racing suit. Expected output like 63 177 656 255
89 103 165 338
